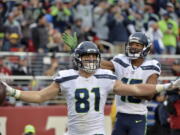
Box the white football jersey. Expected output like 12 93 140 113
53 69 116 135
111 54 161 115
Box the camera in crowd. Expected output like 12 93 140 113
167 23 173 29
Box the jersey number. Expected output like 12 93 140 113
75 88 100 113
121 78 143 103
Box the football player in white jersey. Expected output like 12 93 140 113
101 32 161 135
1 41 180 135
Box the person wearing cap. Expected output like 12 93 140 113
171 60 180 76
166 2 178 22
23 124 36 135
2 33 25 52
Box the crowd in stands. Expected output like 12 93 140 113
0 0 179 54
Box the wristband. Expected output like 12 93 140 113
11 89 21 99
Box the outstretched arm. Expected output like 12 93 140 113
113 79 180 96
135 74 159 100
2 81 60 103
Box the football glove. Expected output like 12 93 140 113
0 81 21 98
156 79 180 93
163 79 180 91
62 32 78 51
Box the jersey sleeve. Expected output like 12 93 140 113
111 54 128 79
53 69 79 92
141 59 161 79
148 60 161 76
100 69 117 93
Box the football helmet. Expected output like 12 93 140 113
125 32 151 59
73 41 101 73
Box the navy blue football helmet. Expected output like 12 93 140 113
125 32 151 59
73 41 101 73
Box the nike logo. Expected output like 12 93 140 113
135 120 142 123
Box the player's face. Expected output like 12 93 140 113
80 53 98 73
129 42 144 54
81 54 97 65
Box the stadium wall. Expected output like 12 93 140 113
0 105 112 135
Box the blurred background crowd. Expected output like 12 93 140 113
0 0 179 54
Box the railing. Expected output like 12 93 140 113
0 52 180 76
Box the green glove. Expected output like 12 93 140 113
62 32 78 50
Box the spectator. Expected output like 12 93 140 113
147 92 170 135
75 0 93 33
0 2 7 22
133 11 146 33
158 12 179 54
23 0 45 25
50 0 73 32
11 56 30 75
4 12 22 36
106 5 129 53
0 33 5 51
23 124 36 135
143 3 159 30
146 96 160 135
31 14 49 53
171 60 180 76
147 21 164 54
93 0 109 41
166 2 178 23
163 59 180 135
2 33 25 52
71 18 85 43
43 55 59 76
165 90 180 135
47 31 65 52
0 57 12 75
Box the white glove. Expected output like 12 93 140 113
164 79 180 90
1 81 21 98
156 79 180 93
170 79 180 89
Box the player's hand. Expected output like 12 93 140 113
62 32 78 50
171 79 180 89
164 79 180 90
0 81 16 96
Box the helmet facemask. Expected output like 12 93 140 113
125 32 151 59
125 43 151 59
81 55 100 73
73 53 100 73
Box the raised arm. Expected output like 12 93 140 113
113 79 180 96
2 81 60 103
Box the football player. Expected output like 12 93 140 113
101 32 160 135
1 41 180 135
